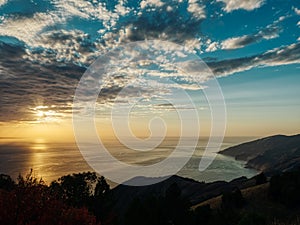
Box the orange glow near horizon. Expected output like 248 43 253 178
0 103 299 143
1 118 299 144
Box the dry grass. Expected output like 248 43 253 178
191 182 300 225
192 183 269 210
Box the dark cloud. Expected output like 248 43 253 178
0 41 85 122
103 0 206 47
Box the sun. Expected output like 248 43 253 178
31 105 61 123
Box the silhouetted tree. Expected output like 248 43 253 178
50 172 98 207
0 174 15 191
92 176 116 224
165 182 192 225
50 172 115 224
0 171 100 225
221 187 245 210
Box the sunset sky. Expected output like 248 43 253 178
0 0 300 142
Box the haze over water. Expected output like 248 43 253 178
0 136 258 186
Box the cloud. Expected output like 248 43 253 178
1 40 299 123
140 0 164 9
0 0 298 124
294 7 300 15
221 25 280 50
0 0 7 7
187 0 206 20
0 12 62 47
206 41 219 52
53 0 121 29
102 0 206 52
0 41 85 123
0 12 104 66
0 39 208 122
217 0 264 12
209 42 300 76
210 19 282 52
0 0 207 67
25 29 98 66
0 0 133 67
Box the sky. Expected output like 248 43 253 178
0 0 299 142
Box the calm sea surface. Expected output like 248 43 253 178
0 137 258 186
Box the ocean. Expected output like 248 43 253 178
0 137 258 186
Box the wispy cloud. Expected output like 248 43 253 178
209 42 300 76
221 24 280 50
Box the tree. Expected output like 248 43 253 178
50 172 115 224
0 174 15 191
50 172 98 207
221 187 245 209
0 171 101 225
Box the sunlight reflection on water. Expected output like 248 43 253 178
0 137 258 186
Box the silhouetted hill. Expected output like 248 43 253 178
111 175 257 217
219 134 300 174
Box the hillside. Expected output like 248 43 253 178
219 134 300 174
191 170 300 225
111 174 258 217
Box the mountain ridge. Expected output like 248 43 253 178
219 134 300 174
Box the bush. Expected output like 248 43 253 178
0 174 15 191
221 187 245 210
0 171 100 225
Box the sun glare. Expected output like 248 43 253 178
31 105 61 123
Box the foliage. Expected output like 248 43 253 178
0 174 15 191
49 171 115 224
221 187 245 210
50 171 99 207
2 169 300 225
0 170 100 225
